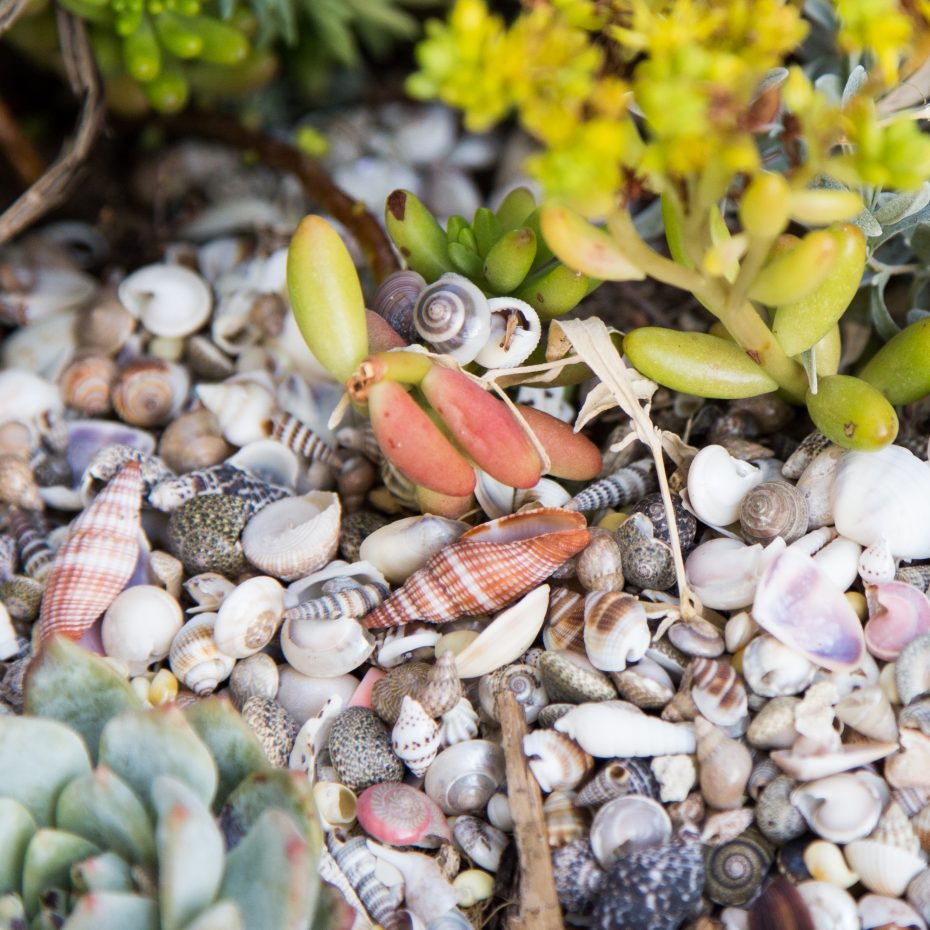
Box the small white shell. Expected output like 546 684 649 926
213 575 285 658
554 701 696 757
392 695 441 777
281 613 374 678
790 772 886 843
686 445 764 526
522 729 593 792
685 537 768 610
844 839 927 897
589 795 671 869
168 613 235 696
796 881 859 930
741 634 817 697
227 440 300 490
834 686 898 742
118 264 212 338
473 297 541 369
313 781 358 830
101 584 184 676
452 817 508 872
811 537 862 592
358 515 468 585
276 667 359 724
440 696 480 746
195 376 276 447
241 491 340 582
858 535 896 586
859 894 927 930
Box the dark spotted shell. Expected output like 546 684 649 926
629 492 697 551
552 837 605 914
704 829 773 906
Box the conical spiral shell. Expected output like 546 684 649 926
738 480 809 545
392 695 441 777
690 657 748 728
37 461 143 642
0 456 42 510
575 759 660 807
168 613 235 696
418 650 462 718
413 273 491 363
543 586 585 653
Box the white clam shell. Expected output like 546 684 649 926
473 297 541 369
242 491 340 582
281 612 374 678
276 667 359 724
168 613 235 696
797 881 859 930
686 445 764 526
195 376 276 447
741 634 816 697
118 264 212 338
844 840 927 897
454 585 550 679
359 515 468 585
213 575 285 658
554 701 696 757
811 537 862 592
101 584 184 676
859 894 927 930
790 772 885 843
685 537 768 610
833 445 930 559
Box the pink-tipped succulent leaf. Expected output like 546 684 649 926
515 403 602 480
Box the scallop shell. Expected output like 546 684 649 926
523 729 593 792
392 695 441 777
168 613 235 696
111 358 188 428
543 790 589 847
364 509 588 630
704 829 773 906
424 740 506 815
372 269 426 342
844 839 927 897
739 481 809 545
37 460 143 642
690 658 748 728
543 586 586 653
694 716 752 810
687 444 764 526
589 794 672 869
452 816 508 871
413 273 491 363
213 575 284 658
101 584 184 676
790 772 885 843
357 782 450 848
118 262 212 337
864 580 930 661
583 592 649 673
241 491 340 582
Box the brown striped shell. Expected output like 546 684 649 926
59 352 117 416
738 481 809 546
543 586 585 653
690 657 749 728
111 357 186 428
0 456 42 511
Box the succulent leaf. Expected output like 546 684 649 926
178 900 244 930
858 317 930 405
805 374 898 451
483 227 537 293
510 262 592 320
472 207 502 256
514 403 602 480
385 190 452 283
748 230 838 306
58 891 159 930
495 187 537 232
70 852 135 894
0 799 35 896
22 829 98 917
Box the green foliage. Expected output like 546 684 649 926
0 638 325 930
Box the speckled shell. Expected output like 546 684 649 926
228 652 279 709
392 695 441 776
523 729 593 792
575 759 660 807
151 463 288 515
552 837 605 915
241 695 298 767
37 460 143 642
690 657 748 728
739 481 809 545
328 706 405 793
576 531 624 592
362 509 589 629
166 493 249 578
538 650 617 704
629 492 698 551
372 662 432 725
168 613 235 696
704 829 773 906
615 513 677 591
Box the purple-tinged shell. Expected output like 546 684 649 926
864 581 930 661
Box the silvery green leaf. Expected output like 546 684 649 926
0 799 35 896
154 775 224 930
869 271 901 341
55 767 156 868
632 199 665 241
179 901 243 930
99 708 217 817
815 73 842 104
60 892 158 930
70 852 134 894
910 223 930 263
872 184 930 226
842 65 868 107
21 829 98 917
0 717 91 826
906 308 930 325
852 208 882 238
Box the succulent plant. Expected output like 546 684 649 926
0 636 326 930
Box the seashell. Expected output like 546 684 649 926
694 716 752 810
576 531 625 592
364 509 588 629
367 841 460 926
844 838 927 897
281 611 374 678
326 833 404 930
566 459 656 513
473 296 541 368
865 580 930 661
687 444 765 526
591 839 704 930
834 686 898 741
77 289 136 354
741 635 817 698
752 546 865 671
417 650 462 718
267 412 341 470
392 695 441 776
118 262 212 337
907 867 930 924
739 481 808 546
0 370 62 438
101 584 184 675
0 421 32 461
899 564 930 593
589 794 672 869
378 622 442 668
37 460 142 642
0 574 43 623
227 439 300 492
896 633 930 705
538 649 617 703
614 512 677 591
667 617 726 658
704 829 773 906
543 586 586 653
755 775 808 844
900 698 930 736
195 376 276 447
628 491 698 551
858 894 927 930
582 591 649 673
111 357 188 428
790 772 885 843
228 652 279 710
552 837 605 914
277 669 357 728
479 663 546 723
537 703 574 727
168 613 235 695
795 444 843 529
440 696 480 746
886 727 930 789
701 807 755 846
576 759 660 806
213 575 284 658
793 880 857 930
555 701 696 757
453 585 550 678
486 791 514 833
646 754 694 804
59 352 117 415
691 658 748 728
372 269 426 342
452 816 508 871
542 789 588 847
166 493 249 578
359 514 469 586
771 738 897 781
7 506 52 583
185 334 235 381
328 705 405 793
424 739 506 815
357 781 450 848
0 455 42 510
238 490 339 582
313 781 358 830
241 695 298 767
686 537 767 610
413 273 491 363
870 799 921 853
802 840 859 888
612 656 676 710
810 536 862 593
372 662 432 725
340 509 390 564
858 534 897 586
833 445 930 559
183 572 235 613
149 550 183 600
523 729 593 792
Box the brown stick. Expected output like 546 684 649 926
165 110 400 284
496 688 564 930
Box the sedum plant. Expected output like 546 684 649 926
0 637 325 930
405 0 930 451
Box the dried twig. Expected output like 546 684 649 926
0 7 105 245
0 0 28 34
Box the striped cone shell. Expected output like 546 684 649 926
363 509 590 629
270 412 343 466
37 461 143 642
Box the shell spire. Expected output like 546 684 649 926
37 460 144 643
363 509 590 629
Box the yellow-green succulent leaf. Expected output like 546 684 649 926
805 374 898 451
385 190 452 283
749 230 839 306
858 317 930 405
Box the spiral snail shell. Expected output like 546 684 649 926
703 828 773 906
738 480 809 545
372 269 426 342
111 358 188 428
413 273 491 363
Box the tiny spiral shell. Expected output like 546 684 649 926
269 412 343 466
111 358 186 428
372 662 432 725
690 657 748 728
739 480 809 545
8 507 53 582
0 456 42 510
284 580 390 623
565 459 655 512
703 828 773 906
372 269 426 343
479 663 546 723
59 352 117 416
418 650 463 718
413 273 491 363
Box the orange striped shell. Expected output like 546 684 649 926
37 460 143 642
363 508 589 629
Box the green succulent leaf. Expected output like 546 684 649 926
384 190 451 282
0 799 35 897
70 852 135 894
859 316 930 404
483 227 537 293
495 187 537 233
179 901 244 930
510 262 592 320
24 636 142 764
0 717 91 827
805 374 898 451
22 829 98 917
59 891 159 930
447 241 485 281
55 767 156 868
472 207 502 257
98 707 217 817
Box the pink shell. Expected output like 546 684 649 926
752 546 864 671
350 667 386 709
363 508 589 629
37 460 143 643
357 782 451 848
864 581 930 661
